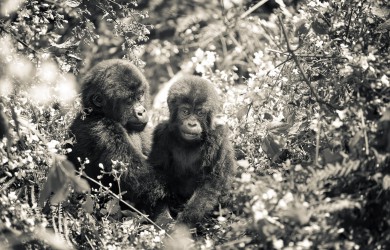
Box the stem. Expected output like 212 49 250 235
360 109 369 156
315 116 321 166
0 25 38 54
240 0 269 19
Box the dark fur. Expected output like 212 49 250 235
149 76 236 225
67 59 162 207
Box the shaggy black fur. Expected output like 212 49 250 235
67 59 163 208
149 76 236 225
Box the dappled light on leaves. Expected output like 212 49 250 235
0 0 25 16
0 78 13 95
28 84 52 104
55 74 77 102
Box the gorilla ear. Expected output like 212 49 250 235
92 94 105 108
211 113 225 130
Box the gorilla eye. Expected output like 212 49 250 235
197 110 206 117
137 94 144 102
180 108 190 116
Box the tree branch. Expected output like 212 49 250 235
278 16 339 110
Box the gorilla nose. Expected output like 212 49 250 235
135 106 146 118
188 122 197 127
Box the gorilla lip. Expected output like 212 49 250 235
126 122 147 132
181 131 200 140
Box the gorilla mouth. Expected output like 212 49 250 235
125 122 147 132
181 131 200 140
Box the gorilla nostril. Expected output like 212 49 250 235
135 107 146 118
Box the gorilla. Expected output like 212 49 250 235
67 59 163 208
148 76 236 225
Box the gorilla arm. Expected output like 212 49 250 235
69 115 150 199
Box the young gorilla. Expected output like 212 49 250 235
148 76 236 225
67 59 162 208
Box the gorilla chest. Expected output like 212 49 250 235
171 146 202 175
169 146 203 198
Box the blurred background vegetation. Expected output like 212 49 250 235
1 0 390 249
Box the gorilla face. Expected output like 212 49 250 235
82 59 150 133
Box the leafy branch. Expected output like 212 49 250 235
277 16 340 111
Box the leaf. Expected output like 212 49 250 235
288 121 302 135
321 148 343 164
105 199 121 215
349 131 363 149
286 112 295 126
0 106 9 140
267 121 291 134
379 108 390 122
49 37 79 50
39 155 90 207
82 195 94 213
279 202 310 225
376 19 390 33
237 159 250 168
261 134 282 160
383 175 390 190
371 7 390 19
236 105 250 120
65 0 81 7
311 17 330 35
295 20 309 36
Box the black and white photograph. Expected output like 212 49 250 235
0 0 389 249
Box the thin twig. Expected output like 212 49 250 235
267 48 347 60
0 25 38 54
359 109 369 156
216 237 251 250
315 116 321 166
85 235 96 250
269 56 292 71
240 0 269 19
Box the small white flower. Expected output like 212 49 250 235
253 210 266 221
272 239 284 249
360 56 369 70
381 75 389 86
297 238 313 249
241 172 251 182
283 192 294 203
315 40 323 48
47 140 59 153
253 51 264 65
8 191 17 201
263 188 277 200
273 172 283 182
332 118 343 128
295 164 303 171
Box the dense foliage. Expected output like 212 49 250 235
1 0 390 249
